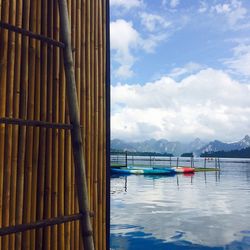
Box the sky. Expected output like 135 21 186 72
110 0 250 143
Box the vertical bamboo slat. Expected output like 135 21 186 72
30 1 41 249
15 0 30 248
36 1 48 248
22 1 37 248
2 1 13 249
58 50 66 250
9 1 22 249
51 1 59 250
0 2 10 250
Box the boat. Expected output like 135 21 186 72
171 166 195 173
111 167 175 175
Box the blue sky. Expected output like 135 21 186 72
110 0 250 142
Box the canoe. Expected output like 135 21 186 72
111 167 175 175
171 167 195 173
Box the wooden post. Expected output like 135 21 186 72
57 1 95 250
125 151 128 167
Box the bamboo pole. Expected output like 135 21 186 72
70 2 76 248
93 0 99 246
43 1 54 248
0 1 9 250
22 0 37 248
36 0 48 248
74 0 81 248
98 2 105 249
80 1 87 248
57 1 95 249
85 0 92 201
9 1 22 249
1 1 13 249
64 128 72 250
15 0 31 248
51 0 60 249
30 2 41 247
58 42 66 250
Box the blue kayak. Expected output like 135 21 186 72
111 167 175 175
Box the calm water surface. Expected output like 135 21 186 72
110 159 250 249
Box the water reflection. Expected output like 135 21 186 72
111 161 250 249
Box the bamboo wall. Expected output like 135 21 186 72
0 0 107 249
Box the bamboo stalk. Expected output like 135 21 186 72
15 0 31 248
58 43 66 250
58 1 95 249
22 1 37 248
30 1 41 248
93 0 99 246
70 2 76 247
43 1 54 248
74 0 81 248
64 1 72 247
0 214 83 236
9 0 22 249
1 1 12 249
0 21 65 48
86 0 92 201
64 128 72 250
0 1 9 250
98 2 105 249
51 1 60 250
35 0 48 248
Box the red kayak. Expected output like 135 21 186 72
171 167 195 173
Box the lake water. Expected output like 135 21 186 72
110 159 250 250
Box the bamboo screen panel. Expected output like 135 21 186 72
0 0 107 249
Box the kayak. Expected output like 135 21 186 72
171 167 195 173
111 167 175 175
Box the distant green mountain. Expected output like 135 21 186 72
200 147 250 158
111 138 205 156
111 135 250 157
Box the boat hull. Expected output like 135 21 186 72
171 167 195 173
111 167 175 175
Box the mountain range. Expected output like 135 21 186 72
111 135 250 156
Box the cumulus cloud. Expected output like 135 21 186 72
140 12 171 32
224 43 250 77
211 0 247 27
111 18 169 78
110 0 143 10
169 0 180 8
110 19 140 78
168 62 205 79
111 68 250 142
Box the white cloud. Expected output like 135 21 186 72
169 0 180 8
224 43 250 77
140 12 171 32
110 0 143 10
110 19 140 78
111 18 169 78
111 68 250 142
168 62 205 79
211 0 248 27
198 1 208 13
141 33 167 53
